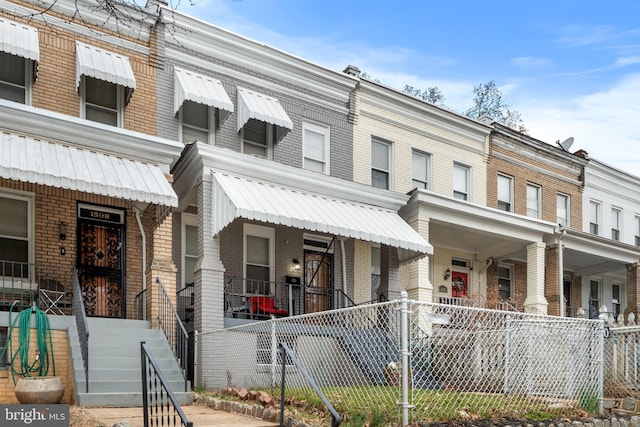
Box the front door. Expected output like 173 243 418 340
451 271 468 298
304 252 332 313
77 204 125 318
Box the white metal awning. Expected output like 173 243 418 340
236 87 293 142
0 17 40 62
211 171 432 264
0 132 178 207
174 67 233 124
75 41 136 92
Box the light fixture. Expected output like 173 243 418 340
443 268 451 281
59 221 67 241
292 258 301 271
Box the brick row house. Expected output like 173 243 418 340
1 0 639 404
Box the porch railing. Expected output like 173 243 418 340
141 341 192 427
438 295 486 308
72 269 90 393
156 277 189 392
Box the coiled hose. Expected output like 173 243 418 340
0 302 56 385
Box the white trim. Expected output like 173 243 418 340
371 137 393 190
526 183 541 219
497 173 514 212
0 190 34 265
243 223 275 284
79 76 124 128
302 121 330 174
0 16 39 62
181 213 197 287
179 101 215 145
173 67 233 122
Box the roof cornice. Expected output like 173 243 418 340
172 142 409 210
0 100 183 169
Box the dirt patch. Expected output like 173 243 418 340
69 406 107 427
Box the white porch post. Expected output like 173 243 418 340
404 215 432 303
524 241 548 314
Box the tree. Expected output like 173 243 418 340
465 81 527 133
402 85 447 108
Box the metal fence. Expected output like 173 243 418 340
197 294 603 424
602 311 640 399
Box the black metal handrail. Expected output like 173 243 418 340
156 277 189 392
141 341 192 427
135 288 147 320
176 283 194 323
72 268 90 393
278 342 341 427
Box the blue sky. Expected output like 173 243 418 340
180 0 640 176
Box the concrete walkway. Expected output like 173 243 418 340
83 405 279 427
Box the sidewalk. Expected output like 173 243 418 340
82 405 280 427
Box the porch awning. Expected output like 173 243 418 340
211 171 432 264
75 41 136 96
174 67 233 124
236 87 293 142
0 17 40 62
0 132 178 207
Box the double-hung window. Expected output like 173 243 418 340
243 119 272 158
0 18 39 105
181 101 212 144
589 201 600 235
557 193 570 227
411 150 430 190
526 184 541 219
635 215 640 247
81 77 122 127
611 208 621 241
0 193 31 276
371 138 392 190
453 163 470 201
244 224 275 295
497 174 513 212
497 264 512 301
303 122 330 173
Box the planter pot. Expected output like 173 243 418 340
14 376 65 404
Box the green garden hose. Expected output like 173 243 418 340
0 302 56 385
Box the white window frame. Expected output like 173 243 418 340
0 191 34 267
589 279 601 319
589 200 601 235
612 283 622 321
497 174 513 212
181 213 197 287
179 101 214 145
526 183 541 219
371 137 392 190
79 76 124 127
411 149 431 190
242 119 273 159
0 52 33 105
453 162 470 201
243 223 275 293
302 121 330 174
497 263 513 301
556 193 570 227
635 215 640 247
611 207 621 241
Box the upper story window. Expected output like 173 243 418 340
453 163 470 201
371 138 392 190
0 18 40 105
303 122 330 173
497 174 513 212
611 208 621 241
237 87 292 159
556 193 570 227
412 149 431 190
635 215 640 247
0 193 32 276
76 42 136 128
589 201 600 235
526 184 541 219
173 67 233 145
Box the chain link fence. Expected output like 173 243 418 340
603 325 640 399
197 296 603 424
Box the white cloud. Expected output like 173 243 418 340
511 57 553 69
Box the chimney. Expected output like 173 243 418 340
343 65 361 77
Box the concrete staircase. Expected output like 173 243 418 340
68 317 194 407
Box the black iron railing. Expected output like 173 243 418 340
72 269 90 393
141 341 192 427
176 283 194 323
278 342 341 427
136 288 146 320
156 277 189 392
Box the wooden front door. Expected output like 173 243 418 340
304 252 332 314
77 205 125 318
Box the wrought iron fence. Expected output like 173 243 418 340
197 294 603 425
72 269 90 393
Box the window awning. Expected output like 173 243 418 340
236 87 293 142
0 132 177 207
211 171 432 264
0 17 40 62
174 67 233 124
75 41 136 94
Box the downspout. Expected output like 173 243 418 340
478 257 494 299
135 210 147 318
339 238 347 307
558 228 567 317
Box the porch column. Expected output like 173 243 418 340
194 177 226 389
626 262 640 318
403 215 432 303
379 246 401 301
524 241 548 314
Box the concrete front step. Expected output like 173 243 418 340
77 391 195 407
76 379 188 393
